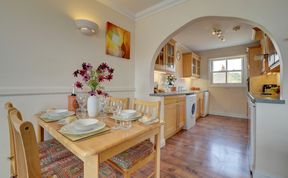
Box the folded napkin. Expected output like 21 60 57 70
139 115 159 125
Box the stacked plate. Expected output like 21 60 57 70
40 109 75 121
111 110 142 121
60 119 106 135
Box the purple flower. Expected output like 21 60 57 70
75 81 83 89
79 70 86 76
96 90 103 95
82 62 87 70
83 74 90 82
108 68 114 74
98 75 105 82
88 90 96 96
106 74 113 81
73 70 79 77
86 63 92 70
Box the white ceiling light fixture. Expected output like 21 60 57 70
75 19 99 35
212 28 225 42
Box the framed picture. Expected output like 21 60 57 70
106 22 130 59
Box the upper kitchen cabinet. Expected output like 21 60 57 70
182 52 201 78
155 40 176 73
247 45 262 77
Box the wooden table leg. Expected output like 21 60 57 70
84 155 99 178
37 124 44 142
154 131 161 178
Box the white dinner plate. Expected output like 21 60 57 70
59 120 106 135
72 119 99 131
110 112 142 121
40 109 75 121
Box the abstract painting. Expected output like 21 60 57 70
106 22 130 59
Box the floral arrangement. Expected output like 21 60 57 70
166 74 177 86
73 62 114 96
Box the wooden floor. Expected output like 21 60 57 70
133 115 250 178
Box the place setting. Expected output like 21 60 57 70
39 108 75 123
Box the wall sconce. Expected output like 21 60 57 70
75 19 98 35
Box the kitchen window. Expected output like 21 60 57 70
209 55 246 86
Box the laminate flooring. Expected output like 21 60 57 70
133 115 251 178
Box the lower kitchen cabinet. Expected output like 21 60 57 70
196 93 204 119
164 95 186 139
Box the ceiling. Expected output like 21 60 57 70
96 0 187 20
174 17 256 52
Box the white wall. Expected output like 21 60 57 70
0 0 135 177
254 102 288 178
196 44 251 118
134 1 288 177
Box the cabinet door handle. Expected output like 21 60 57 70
7 155 14 160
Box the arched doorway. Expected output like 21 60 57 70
149 16 282 98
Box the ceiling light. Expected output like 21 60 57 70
75 19 98 35
212 28 226 42
233 25 241 32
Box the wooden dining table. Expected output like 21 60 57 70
35 115 162 178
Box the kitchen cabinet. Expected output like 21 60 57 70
247 45 262 77
182 52 201 78
164 95 186 139
155 40 176 73
253 28 276 55
261 58 269 74
196 93 204 119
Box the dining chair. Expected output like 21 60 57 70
5 102 74 177
108 97 129 110
107 99 161 178
6 102 121 178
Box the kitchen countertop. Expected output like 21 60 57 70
248 92 285 104
150 90 208 97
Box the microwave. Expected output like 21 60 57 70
268 53 280 67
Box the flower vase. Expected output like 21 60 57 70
87 95 98 118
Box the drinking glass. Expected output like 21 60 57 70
76 93 88 110
98 95 108 117
111 101 123 129
120 120 132 130
76 108 88 119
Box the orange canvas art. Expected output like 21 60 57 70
106 22 130 59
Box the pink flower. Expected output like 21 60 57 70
75 81 83 89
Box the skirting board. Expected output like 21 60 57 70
253 170 282 178
208 111 247 119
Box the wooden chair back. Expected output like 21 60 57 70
9 109 42 178
132 99 161 119
5 102 23 178
108 97 129 110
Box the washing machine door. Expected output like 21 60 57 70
192 103 196 116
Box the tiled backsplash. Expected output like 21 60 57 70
250 73 280 93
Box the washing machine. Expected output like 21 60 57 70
184 94 197 130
